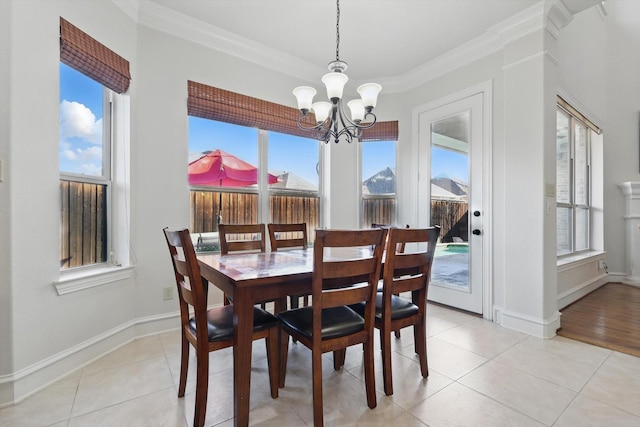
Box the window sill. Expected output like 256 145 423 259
557 250 605 272
53 265 135 295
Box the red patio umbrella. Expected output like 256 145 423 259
188 149 278 186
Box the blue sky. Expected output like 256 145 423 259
60 62 467 185
59 63 104 176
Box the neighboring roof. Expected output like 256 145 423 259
270 170 317 191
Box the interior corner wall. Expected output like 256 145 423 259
0 0 14 406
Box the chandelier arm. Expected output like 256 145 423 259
296 113 329 133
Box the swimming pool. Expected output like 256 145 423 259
435 243 468 257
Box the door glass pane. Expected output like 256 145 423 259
430 113 470 291
557 206 572 255
575 207 589 251
556 110 570 204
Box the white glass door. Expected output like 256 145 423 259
417 92 484 314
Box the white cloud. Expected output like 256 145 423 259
59 100 102 144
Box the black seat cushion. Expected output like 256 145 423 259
351 293 419 321
277 306 364 340
188 304 279 342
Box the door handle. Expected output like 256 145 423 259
473 210 481 217
472 229 481 235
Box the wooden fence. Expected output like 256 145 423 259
190 190 320 243
60 180 107 269
191 191 467 243
431 199 468 242
60 185 467 266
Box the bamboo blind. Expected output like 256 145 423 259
187 81 318 139
60 17 131 94
360 120 398 142
187 80 399 142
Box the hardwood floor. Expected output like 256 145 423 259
558 282 640 357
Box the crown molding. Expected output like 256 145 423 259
110 1 588 94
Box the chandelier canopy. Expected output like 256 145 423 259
292 0 381 144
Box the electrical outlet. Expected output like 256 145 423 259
598 260 605 270
162 286 174 301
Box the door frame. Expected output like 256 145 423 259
411 81 493 320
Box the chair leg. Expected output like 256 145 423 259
414 321 429 377
279 329 290 388
178 331 189 397
193 347 209 427
312 348 324 427
380 328 393 396
333 348 346 371
363 341 377 409
265 328 279 399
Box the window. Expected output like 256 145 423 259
556 98 598 256
187 82 320 249
59 18 130 270
360 121 399 227
59 63 110 268
362 140 396 226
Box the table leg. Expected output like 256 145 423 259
233 288 254 427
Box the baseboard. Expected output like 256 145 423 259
0 311 180 408
557 273 609 309
495 307 561 339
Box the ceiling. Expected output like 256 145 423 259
134 0 542 89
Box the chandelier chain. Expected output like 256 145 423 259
335 0 340 61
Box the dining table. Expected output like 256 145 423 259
197 245 387 427
197 248 315 427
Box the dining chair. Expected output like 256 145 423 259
218 223 269 308
163 228 280 427
277 228 387 426
371 223 410 338
267 223 309 309
219 223 266 254
352 226 440 396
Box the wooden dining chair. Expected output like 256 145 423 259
268 223 309 309
277 228 387 426
219 223 266 254
372 223 410 338
218 223 268 308
163 228 280 427
352 226 440 396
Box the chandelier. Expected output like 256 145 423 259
292 0 381 144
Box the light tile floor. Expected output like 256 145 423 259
2 303 640 427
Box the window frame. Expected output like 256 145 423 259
557 103 592 257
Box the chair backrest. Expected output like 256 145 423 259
268 223 308 251
312 228 387 333
381 226 440 300
163 228 209 342
371 223 410 253
218 223 266 255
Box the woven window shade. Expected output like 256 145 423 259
359 120 398 142
188 81 318 139
60 18 131 94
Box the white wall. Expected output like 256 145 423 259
0 0 14 406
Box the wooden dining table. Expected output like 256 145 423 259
197 248 315 427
